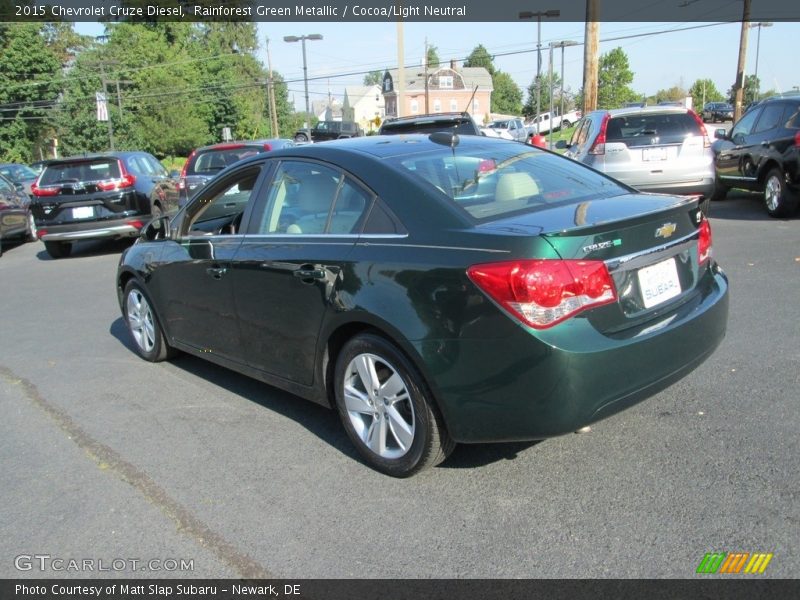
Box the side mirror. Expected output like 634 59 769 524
555 140 568 150
714 128 727 140
141 215 171 241
169 170 180 178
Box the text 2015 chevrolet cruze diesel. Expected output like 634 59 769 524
117 135 728 477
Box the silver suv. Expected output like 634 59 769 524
562 106 714 214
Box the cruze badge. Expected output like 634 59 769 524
655 222 677 239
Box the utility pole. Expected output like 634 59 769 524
266 37 279 138
396 21 405 117
423 37 429 113
733 0 751 122
582 0 600 113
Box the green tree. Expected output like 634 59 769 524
597 47 639 109
464 44 495 75
523 72 563 117
363 70 382 86
0 23 63 161
689 79 724 111
426 44 440 69
491 71 522 115
654 84 688 103
727 74 761 105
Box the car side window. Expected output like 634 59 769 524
753 104 785 134
256 161 370 235
730 107 761 141
782 102 800 129
0 176 13 193
183 166 261 236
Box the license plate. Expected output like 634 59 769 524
72 206 93 219
638 257 681 308
642 147 668 161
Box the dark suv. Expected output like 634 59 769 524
378 112 483 136
30 152 180 258
702 102 734 123
294 121 364 143
711 95 800 217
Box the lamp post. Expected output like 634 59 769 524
284 34 323 141
519 9 560 130
749 22 772 103
549 40 578 148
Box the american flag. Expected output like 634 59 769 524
96 92 108 122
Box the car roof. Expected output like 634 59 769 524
383 112 474 124
587 106 693 118
44 152 151 164
194 139 292 152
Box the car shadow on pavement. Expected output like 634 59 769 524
35 238 135 261
109 316 545 473
708 191 798 222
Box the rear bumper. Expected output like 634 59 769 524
416 266 729 443
38 218 143 242
633 177 715 199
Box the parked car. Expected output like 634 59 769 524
117 134 728 477
30 151 180 258
178 139 294 204
702 102 734 123
484 118 528 141
710 94 800 217
0 162 39 198
294 121 364 143
0 173 35 257
562 106 714 214
378 112 483 136
527 108 582 135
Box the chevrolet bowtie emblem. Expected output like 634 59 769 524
655 222 677 239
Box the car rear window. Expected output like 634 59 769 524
606 112 704 147
39 159 121 185
189 147 262 174
389 143 625 222
381 119 477 135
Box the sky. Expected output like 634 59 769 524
76 20 799 110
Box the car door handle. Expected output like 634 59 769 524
293 267 326 280
206 267 227 279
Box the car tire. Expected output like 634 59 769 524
26 212 37 242
294 133 309 143
763 167 798 218
44 241 71 259
123 280 175 362
333 333 454 477
710 175 728 202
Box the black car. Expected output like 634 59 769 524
702 102 734 123
178 139 294 204
294 121 364 143
30 151 180 258
378 112 483 136
117 135 728 477
0 173 35 257
711 95 800 216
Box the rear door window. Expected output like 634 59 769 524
606 112 703 147
753 103 785 134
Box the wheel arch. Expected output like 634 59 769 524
757 158 783 186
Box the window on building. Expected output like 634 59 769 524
450 99 458 112
439 76 453 89
410 99 419 114
473 99 480 113
433 99 441 112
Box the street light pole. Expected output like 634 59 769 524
284 34 323 141
519 9 560 129
750 22 772 103
550 40 578 145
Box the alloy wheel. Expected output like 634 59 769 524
342 353 416 459
126 288 156 353
765 174 782 212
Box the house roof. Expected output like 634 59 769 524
384 66 493 92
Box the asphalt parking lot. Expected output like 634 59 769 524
0 189 797 579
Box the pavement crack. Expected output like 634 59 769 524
0 365 272 579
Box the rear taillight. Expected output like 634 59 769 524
588 113 610 155
37 228 48 239
467 259 617 329
178 151 196 191
688 110 711 148
698 218 712 264
97 161 136 191
31 182 58 196
262 143 272 151
794 131 800 148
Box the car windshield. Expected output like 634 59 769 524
39 159 121 185
0 164 38 181
389 143 626 222
191 147 261 174
606 112 704 147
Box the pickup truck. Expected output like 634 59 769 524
527 109 582 135
294 121 364 143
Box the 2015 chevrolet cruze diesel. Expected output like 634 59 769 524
117 135 729 477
